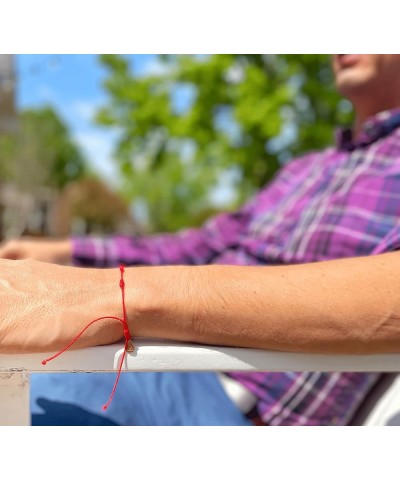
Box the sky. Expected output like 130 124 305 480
15 54 166 188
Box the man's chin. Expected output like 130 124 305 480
335 71 372 98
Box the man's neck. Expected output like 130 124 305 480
353 99 400 138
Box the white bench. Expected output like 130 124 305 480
1 338 399 426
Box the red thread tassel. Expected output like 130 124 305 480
42 264 134 411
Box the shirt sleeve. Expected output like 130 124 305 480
71 152 320 268
372 222 400 255
72 201 255 268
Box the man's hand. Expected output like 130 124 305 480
0 259 123 353
0 238 73 265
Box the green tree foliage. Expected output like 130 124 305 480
1 106 86 192
97 54 354 232
0 134 15 181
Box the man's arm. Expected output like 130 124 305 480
0 207 252 268
1 252 400 354
0 238 73 264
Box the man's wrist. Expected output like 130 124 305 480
123 266 201 342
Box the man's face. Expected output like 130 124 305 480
332 54 400 101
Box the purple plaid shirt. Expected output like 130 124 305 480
73 108 400 425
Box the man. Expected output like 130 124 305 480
2 54 400 426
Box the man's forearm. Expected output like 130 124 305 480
126 252 400 354
1 252 400 354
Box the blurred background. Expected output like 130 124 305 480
0 54 353 241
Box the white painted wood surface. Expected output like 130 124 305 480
2 338 400 372
1 338 400 426
0 369 29 426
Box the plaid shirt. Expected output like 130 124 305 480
73 108 400 425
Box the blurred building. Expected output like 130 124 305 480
0 184 53 239
0 178 138 240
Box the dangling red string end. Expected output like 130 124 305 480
41 264 134 411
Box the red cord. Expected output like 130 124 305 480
41 264 134 411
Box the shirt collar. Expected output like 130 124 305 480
336 107 400 151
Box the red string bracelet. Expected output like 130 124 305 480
41 264 134 411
